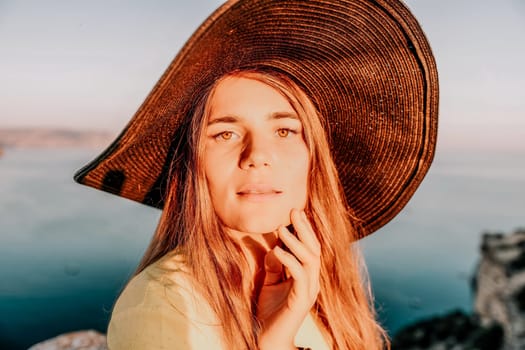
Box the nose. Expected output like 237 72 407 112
239 134 273 169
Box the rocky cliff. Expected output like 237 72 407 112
28 330 107 350
474 229 525 349
391 309 503 350
392 228 525 350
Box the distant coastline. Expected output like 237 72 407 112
0 128 116 150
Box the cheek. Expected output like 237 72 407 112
203 149 237 208
294 143 310 173
298 159 310 201
203 150 220 194
285 146 310 201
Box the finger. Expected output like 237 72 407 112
291 209 321 256
277 225 315 265
273 246 307 290
274 245 320 305
274 245 320 302
263 249 284 286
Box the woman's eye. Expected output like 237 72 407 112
215 131 236 141
277 128 296 138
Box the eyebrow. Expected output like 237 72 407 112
207 112 299 125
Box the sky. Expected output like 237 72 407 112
1 0 524 152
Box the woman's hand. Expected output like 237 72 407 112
257 209 321 350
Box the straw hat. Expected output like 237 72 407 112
74 0 438 237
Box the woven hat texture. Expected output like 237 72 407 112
75 0 439 237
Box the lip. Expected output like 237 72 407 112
236 184 283 202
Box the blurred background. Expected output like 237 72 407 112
1 0 524 349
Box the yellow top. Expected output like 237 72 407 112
107 251 330 349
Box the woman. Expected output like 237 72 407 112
75 0 438 349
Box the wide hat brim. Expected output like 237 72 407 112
74 0 438 238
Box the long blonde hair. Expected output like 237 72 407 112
134 69 390 349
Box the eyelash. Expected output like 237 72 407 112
213 128 298 141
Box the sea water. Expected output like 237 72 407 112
0 148 523 349
362 148 525 333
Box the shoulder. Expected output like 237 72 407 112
109 252 198 316
107 251 223 349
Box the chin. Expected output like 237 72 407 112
233 221 277 234
235 212 291 234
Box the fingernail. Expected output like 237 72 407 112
301 210 307 220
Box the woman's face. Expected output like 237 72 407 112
203 75 309 234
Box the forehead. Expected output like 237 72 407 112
208 76 296 120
